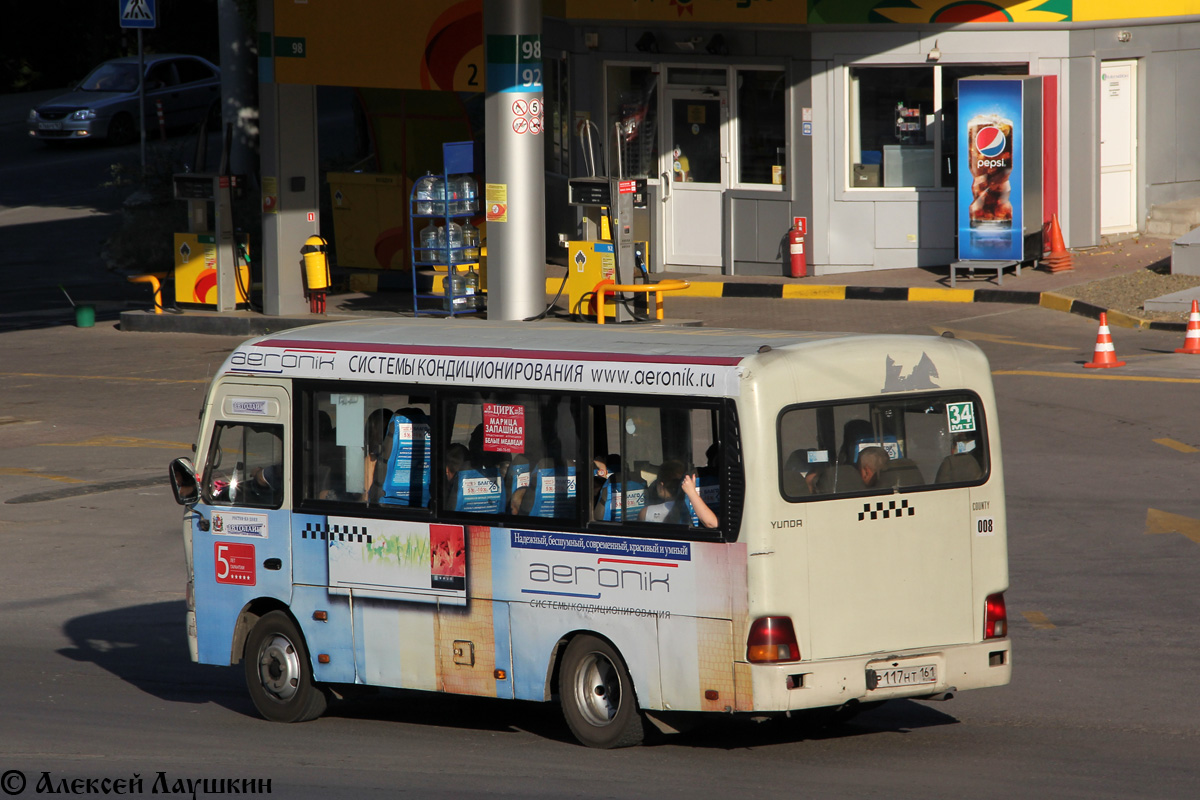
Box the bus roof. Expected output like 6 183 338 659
244 319 851 360
220 319 980 398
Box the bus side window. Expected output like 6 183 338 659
297 390 432 508
202 422 284 508
444 393 580 519
591 403 723 531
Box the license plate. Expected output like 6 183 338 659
872 663 937 689
38 121 62 130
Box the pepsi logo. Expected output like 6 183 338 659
975 126 1007 158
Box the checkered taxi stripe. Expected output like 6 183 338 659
859 499 915 521
301 521 372 544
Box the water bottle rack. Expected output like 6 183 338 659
409 141 483 317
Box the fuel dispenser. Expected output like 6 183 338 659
564 177 646 322
172 172 251 310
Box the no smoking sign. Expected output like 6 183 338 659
510 97 542 136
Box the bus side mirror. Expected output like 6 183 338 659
169 457 199 507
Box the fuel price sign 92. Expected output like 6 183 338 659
487 34 542 93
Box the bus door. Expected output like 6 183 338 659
288 389 453 690
192 383 293 666
780 394 981 661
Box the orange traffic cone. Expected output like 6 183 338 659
1176 299 1200 354
1084 312 1126 368
1042 214 1073 273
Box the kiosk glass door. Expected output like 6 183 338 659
664 89 728 268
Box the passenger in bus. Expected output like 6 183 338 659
935 433 983 483
838 419 875 463
638 459 718 528
783 448 821 495
443 443 471 507
855 446 891 490
591 454 620 506
814 444 890 493
362 408 393 501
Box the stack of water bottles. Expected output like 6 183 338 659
412 170 482 313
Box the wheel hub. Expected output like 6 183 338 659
574 652 620 727
257 633 301 701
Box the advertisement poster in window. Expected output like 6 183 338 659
957 78 1023 261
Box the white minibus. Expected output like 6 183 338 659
169 319 1010 747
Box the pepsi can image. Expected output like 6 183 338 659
967 114 1014 228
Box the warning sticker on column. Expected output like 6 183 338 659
215 542 257 586
486 183 508 222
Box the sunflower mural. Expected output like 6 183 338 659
808 0 1072 23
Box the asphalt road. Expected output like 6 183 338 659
2 89 1199 799
0 299 1197 798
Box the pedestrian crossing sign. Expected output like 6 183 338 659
119 0 156 29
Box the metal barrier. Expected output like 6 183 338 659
593 279 690 324
127 273 167 314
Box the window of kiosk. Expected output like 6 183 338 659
607 64 660 180
442 392 581 520
777 392 988 501
590 402 723 535
848 63 1029 190
297 388 432 509
202 422 284 509
849 66 934 189
736 68 786 187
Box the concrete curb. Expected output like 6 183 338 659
119 278 1187 337
660 280 1187 332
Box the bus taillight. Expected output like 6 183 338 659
984 593 1007 639
747 616 800 663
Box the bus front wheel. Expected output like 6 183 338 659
244 611 327 723
560 635 644 748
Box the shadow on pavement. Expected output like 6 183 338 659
58 600 248 713
57 600 959 747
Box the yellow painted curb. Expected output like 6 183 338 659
909 287 975 304
781 285 846 300
1039 292 1074 313
1104 310 1144 330
676 282 724 298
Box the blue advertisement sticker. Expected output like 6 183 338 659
510 530 691 561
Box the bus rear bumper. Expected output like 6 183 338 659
745 639 1012 713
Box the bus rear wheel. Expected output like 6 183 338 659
560 635 644 748
244 611 327 723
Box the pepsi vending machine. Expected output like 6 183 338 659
956 76 1043 263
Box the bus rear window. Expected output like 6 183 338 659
778 393 987 501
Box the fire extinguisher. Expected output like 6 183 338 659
788 223 807 278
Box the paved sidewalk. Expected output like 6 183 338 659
119 235 1181 336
